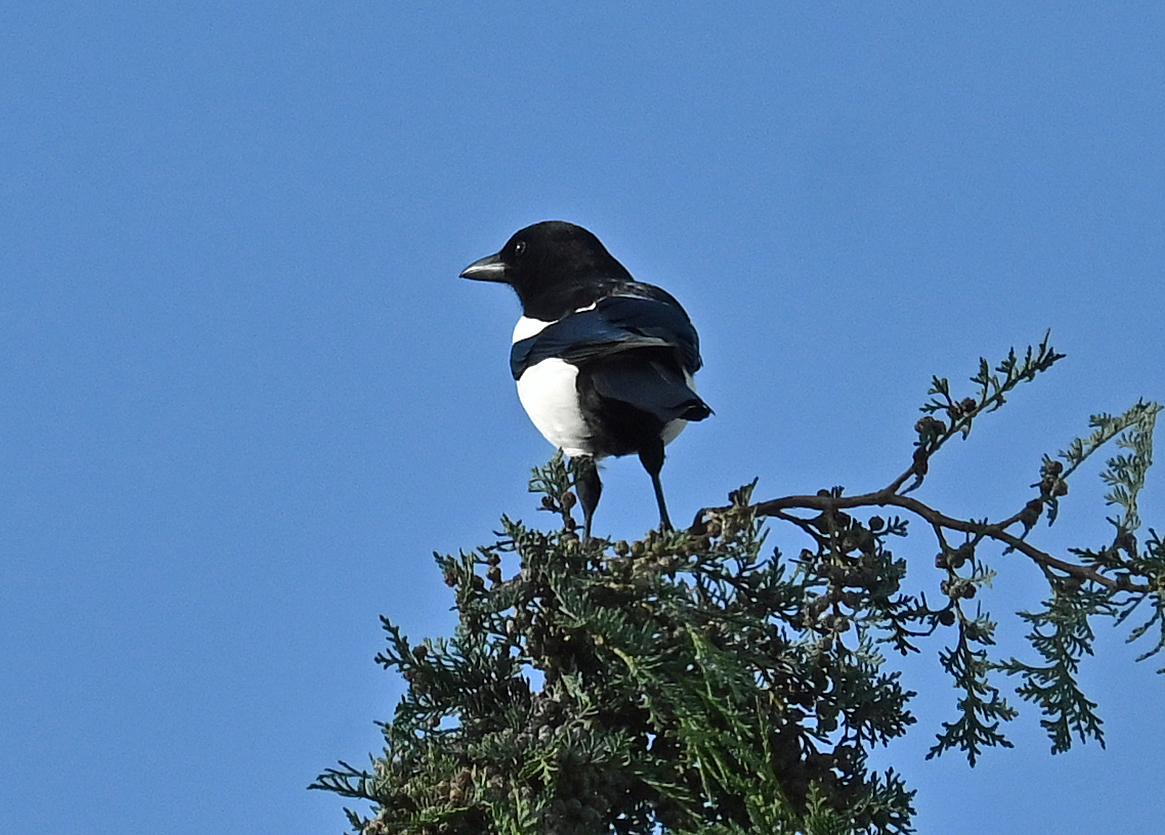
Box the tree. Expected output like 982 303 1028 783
312 335 1163 834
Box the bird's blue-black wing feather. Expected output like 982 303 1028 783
510 295 702 381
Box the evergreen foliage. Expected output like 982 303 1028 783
313 337 1163 834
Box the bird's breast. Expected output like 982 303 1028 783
512 315 595 457
515 358 593 458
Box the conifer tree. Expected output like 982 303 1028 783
313 335 1163 834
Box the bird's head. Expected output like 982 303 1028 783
460 221 633 315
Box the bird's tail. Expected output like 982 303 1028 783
589 354 711 427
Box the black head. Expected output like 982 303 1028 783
460 221 634 318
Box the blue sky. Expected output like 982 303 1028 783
2 3 1162 833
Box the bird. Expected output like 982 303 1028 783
460 220 711 539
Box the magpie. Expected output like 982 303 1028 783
460 220 711 538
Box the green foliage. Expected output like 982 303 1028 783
1123 529 1165 668
1067 400 1158 531
994 399 1162 750
315 337 1162 834
997 582 1109 754
927 611 1017 765
914 332 1065 482
315 470 917 834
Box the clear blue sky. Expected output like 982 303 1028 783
3 3 1162 833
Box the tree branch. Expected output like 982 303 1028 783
697 487 1151 594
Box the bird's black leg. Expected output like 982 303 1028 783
574 456 602 540
638 440 672 531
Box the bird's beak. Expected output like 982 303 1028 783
459 252 508 283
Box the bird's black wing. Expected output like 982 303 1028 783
511 294 710 428
510 294 702 381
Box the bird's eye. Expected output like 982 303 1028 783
514 241 526 256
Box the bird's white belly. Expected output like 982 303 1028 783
516 358 593 457
661 417 687 446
